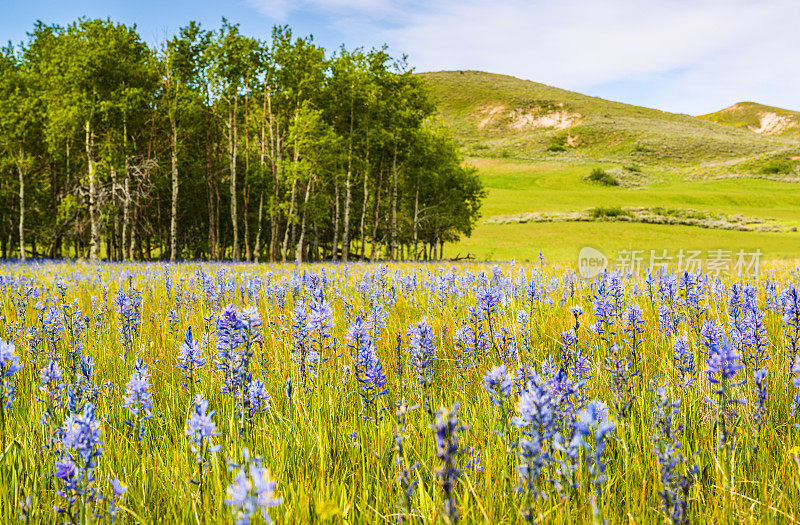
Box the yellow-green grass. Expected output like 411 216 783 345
1 261 800 523
422 71 795 164
451 221 800 264
449 158 800 262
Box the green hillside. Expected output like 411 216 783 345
699 101 800 136
420 71 798 168
417 71 800 263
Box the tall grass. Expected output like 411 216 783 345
0 260 799 523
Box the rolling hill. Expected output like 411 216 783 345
698 101 800 136
417 71 800 263
420 70 799 171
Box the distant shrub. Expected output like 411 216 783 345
623 164 642 172
473 143 489 151
585 168 619 186
590 206 631 219
632 144 649 153
498 149 511 158
545 133 568 152
760 158 795 175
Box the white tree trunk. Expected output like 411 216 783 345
229 97 239 261
17 158 24 261
86 120 99 262
391 143 398 260
170 119 179 262
295 180 312 263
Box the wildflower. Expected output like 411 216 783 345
108 477 128 523
224 451 283 525
408 318 436 387
512 377 558 521
652 384 697 525
575 399 616 524
177 326 206 393
593 293 616 347
0 339 23 410
394 400 419 524
122 359 154 443
791 355 800 417
432 403 466 524
704 332 744 502
306 290 333 340
112 285 142 358
752 368 767 447
781 286 800 372
186 395 221 494
623 305 644 368
673 337 695 389
483 364 512 406
605 343 639 419
246 379 271 417
658 305 682 337
466 447 484 474
55 403 103 520
348 317 389 419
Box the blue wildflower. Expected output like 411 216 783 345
432 403 466 524
224 451 283 525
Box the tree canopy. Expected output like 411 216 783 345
0 18 485 262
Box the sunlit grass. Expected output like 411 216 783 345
0 260 799 523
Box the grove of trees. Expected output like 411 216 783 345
0 18 485 262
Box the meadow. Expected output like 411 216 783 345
1 260 799 523
450 158 800 263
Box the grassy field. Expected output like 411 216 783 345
421 71 800 266
1 261 799 523
449 158 800 264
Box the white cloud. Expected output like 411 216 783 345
245 0 397 21
247 0 800 114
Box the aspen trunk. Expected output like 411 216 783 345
17 157 24 261
390 143 398 260
86 120 99 262
170 119 179 262
229 96 240 261
295 180 311 263
254 192 264 262
341 97 354 262
332 178 340 260
412 185 419 260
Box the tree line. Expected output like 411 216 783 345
0 18 485 262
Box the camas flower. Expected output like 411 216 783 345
0 339 23 410
408 318 436 387
483 364 512 406
186 395 221 466
431 403 466 524
177 326 206 392
225 452 283 525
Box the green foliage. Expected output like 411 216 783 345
586 168 619 186
760 158 796 175
590 206 631 218
0 19 484 262
545 133 568 152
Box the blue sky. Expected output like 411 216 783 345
3 0 799 115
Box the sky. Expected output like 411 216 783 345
2 0 799 115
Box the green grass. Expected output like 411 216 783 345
421 71 797 165
2 261 800 523
698 101 800 137
449 158 800 262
